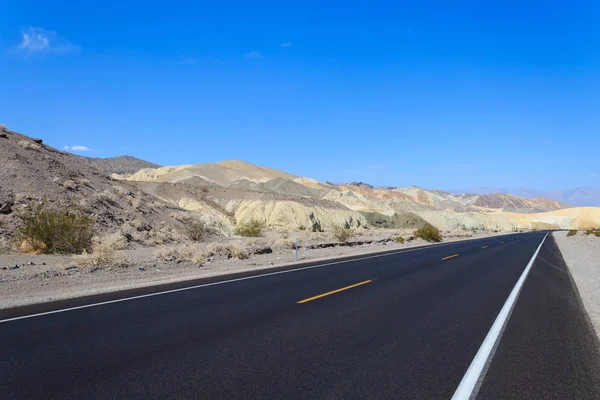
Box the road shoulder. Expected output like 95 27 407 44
553 231 600 337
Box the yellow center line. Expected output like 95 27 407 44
481 245 489 249
441 254 460 261
297 280 373 304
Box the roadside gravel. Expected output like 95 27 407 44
0 231 513 309
553 231 600 336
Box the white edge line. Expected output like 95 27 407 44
0 232 528 324
450 232 548 400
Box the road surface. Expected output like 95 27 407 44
1 232 599 399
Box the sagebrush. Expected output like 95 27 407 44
183 217 212 242
235 219 264 237
16 202 95 254
332 225 355 243
414 224 443 243
567 230 577 237
74 234 129 268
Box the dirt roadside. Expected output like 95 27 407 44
0 231 514 309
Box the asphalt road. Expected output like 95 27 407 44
1 232 599 399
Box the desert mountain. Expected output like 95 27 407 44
127 161 568 214
450 187 600 207
78 155 161 176
129 160 297 186
1 128 598 242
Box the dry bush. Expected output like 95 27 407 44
112 185 129 197
62 180 77 190
129 196 142 209
75 234 129 268
183 217 213 242
271 237 297 251
94 189 118 205
154 245 204 264
203 243 249 260
229 245 249 259
235 219 264 237
79 178 90 186
414 224 443 243
567 230 577 237
16 202 95 254
332 225 355 243
395 236 405 244
18 140 41 150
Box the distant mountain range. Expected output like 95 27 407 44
447 187 600 207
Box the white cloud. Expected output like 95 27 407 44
17 27 79 54
64 145 92 152
245 51 263 58
281 42 292 47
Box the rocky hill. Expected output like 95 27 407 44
1 128 597 245
78 155 161 176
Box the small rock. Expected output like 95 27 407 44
28 262 35 266
0 267 7 270
65 266 78 271
0 132 7 138
108 267 113 271
9 264 19 270
32 138 43 144
139 267 146 271
42 262 46 266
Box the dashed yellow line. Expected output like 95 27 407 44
441 254 460 261
297 280 373 304
481 245 489 249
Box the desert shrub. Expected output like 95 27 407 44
94 189 118 205
414 224 443 243
62 180 77 190
79 178 90 186
395 236 405 244
74 234 129 267
183 217 212 242
272 237 297 250
18 140 40 150
154 245 204 264
332 225 355 243
567 230 577 237
16 202 95 254
229 245 249 259
0 123 6 131
235 219 264 237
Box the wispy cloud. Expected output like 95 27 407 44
281 42 292 47
591 173 597 177
64 145 92 152
17 27 79 54
244 51 263 58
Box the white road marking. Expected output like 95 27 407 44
450 232 548 400
0 233 527 324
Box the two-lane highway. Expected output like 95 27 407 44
1 232 599 399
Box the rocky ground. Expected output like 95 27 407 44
0 229 510 309
553 231 600 336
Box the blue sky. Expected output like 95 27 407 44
1 1 598 190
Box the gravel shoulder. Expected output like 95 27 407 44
0 231 512 309
553 231 600 336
